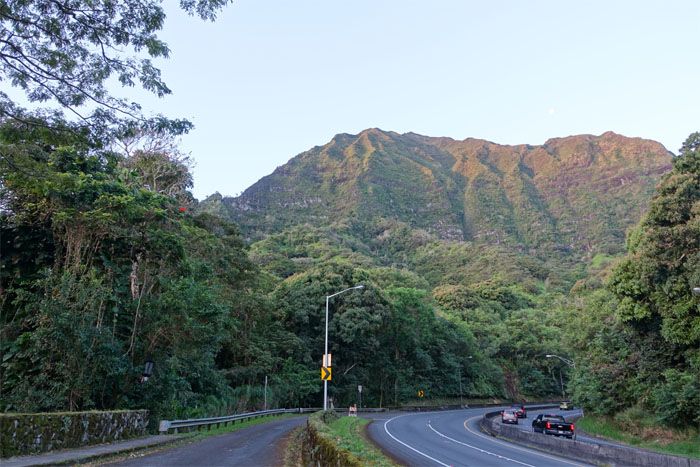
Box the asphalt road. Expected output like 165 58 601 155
365 408 596 467
106 416 307 466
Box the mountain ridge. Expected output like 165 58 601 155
202 129 672 288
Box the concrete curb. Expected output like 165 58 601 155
1 434 193 466
480 410 700 467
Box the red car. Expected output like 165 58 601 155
510 404 527 418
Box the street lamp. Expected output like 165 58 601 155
324 285 364 410
458 356 472 407
692 287 700 296
545 354 575 368
546 354 574 399
141 358 154 383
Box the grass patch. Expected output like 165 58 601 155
309 412 396 466
577 409 700 459
327 417 396 466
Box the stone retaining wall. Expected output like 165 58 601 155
480 410 700 467
0 410 148 458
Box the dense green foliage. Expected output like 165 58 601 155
0 119 257 417
576 410 699 459
0 119 544 422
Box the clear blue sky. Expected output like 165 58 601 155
127 0 700 200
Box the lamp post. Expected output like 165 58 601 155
324 285 364 410
459 356 472 407
545 354 575 368
546 354 574 399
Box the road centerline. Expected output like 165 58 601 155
383 414 450 467
427 422 534 467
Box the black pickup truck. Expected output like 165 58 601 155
531 414 575 439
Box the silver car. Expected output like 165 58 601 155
501 409 518 424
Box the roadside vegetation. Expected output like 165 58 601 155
578 408 700 459
303 411 395 467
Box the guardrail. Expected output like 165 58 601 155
158 408 297 433
158 406 387 433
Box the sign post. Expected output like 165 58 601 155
358 385 362 409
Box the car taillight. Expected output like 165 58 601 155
546 422 551 429
570 424 575 431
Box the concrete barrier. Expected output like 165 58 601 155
480 411 700 467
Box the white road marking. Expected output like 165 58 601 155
428 422 535 467
383 414 450 467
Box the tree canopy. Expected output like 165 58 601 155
0 0 231 136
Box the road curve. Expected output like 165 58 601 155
106 416 307 466
366 408 595 467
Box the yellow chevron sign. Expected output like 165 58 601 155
321 366 332 381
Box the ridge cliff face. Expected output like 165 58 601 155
208 129 671 267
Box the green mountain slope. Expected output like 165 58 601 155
203 129 671 289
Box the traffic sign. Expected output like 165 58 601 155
321 366 332 381
418 390 424 398
323 354 332 367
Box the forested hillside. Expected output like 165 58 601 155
194 129 679 410
203 129 671 292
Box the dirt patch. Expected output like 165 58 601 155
280 423 307 467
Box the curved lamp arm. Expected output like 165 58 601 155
546 354 576 368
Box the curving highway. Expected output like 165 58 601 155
365 408 596 467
